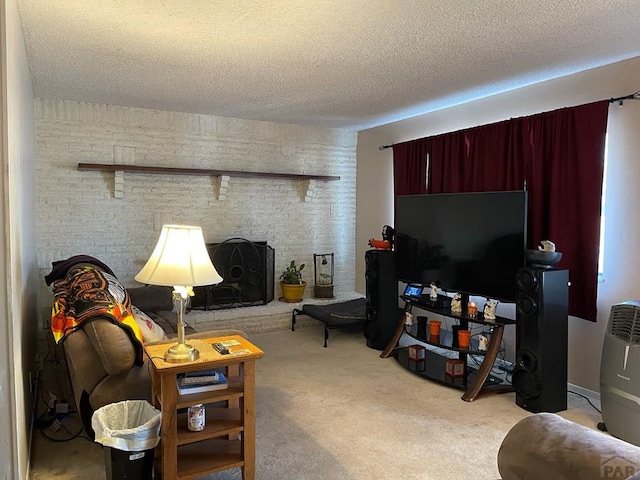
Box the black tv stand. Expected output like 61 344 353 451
415 293 452 309
381 293 515 402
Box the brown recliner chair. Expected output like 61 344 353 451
64 317 152 438
497 413 640 480
62 285 244 438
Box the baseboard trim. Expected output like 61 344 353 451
568 382 601 409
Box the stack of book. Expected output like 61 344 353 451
177 370 228 395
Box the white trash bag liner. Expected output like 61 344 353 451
92 400 161 451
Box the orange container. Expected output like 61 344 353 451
457 329 471 349
429 320 441 336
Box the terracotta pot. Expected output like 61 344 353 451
280 281 306 303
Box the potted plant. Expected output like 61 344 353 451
280 260 306 302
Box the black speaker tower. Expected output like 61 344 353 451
363 250 400 350
512 267 569 413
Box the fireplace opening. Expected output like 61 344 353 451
191 238 274 310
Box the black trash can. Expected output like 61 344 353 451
91 400 161 480
104 446 154 480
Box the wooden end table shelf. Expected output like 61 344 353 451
144 335 264 480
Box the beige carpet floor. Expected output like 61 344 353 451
29 324 603 479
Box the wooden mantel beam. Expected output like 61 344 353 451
77 163 340 182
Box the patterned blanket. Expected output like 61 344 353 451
50 263 144 365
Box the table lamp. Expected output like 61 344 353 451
135 224 222 363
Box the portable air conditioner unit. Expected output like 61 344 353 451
600 301 640 446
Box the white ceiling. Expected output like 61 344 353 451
17 1 640 130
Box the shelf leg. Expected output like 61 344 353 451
461 324 505 402
227 364 241 440
158 372 178 478
242 361 256 480
380 304 411 358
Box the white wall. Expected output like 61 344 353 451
1 0 38 478
36 100 357 329
356 56 640 392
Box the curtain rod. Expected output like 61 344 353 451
609 90 640 106
378 90 640 151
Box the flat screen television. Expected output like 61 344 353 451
395 191 527 302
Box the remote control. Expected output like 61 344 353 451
182 373 219 384
213 342 230 355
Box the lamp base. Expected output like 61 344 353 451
164 342 200 363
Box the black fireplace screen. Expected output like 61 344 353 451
191 238 274 310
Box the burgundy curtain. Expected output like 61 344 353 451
523 102 609 320
392 140 429 196
424 130 467 193
392 100 609 321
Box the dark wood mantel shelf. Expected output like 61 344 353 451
77 163 341 181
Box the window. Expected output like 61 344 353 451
598 135 609 277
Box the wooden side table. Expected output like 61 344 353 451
144 335 264 480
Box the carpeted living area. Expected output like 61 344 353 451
29 324 602 480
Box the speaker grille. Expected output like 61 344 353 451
366 306 377 322
364 250 398 350
516 293 538 317
365 268 377 285
512 370 542 400
514 268 569 413
516 349 539 372
363 321 380 340
516 268 539 291
365 251 378 268
608 305 640 343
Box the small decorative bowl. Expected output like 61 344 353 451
525 249 563 268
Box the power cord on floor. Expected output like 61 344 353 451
33 335 89 443
568 390 601 414
36 410 89 442
467 330 510 380
40 426 88 443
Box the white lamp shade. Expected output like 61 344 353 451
135 225 223 287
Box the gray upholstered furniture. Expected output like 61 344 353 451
498 412 640 480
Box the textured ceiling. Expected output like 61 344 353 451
17 1 640 130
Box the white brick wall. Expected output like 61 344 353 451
36 99 358 330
